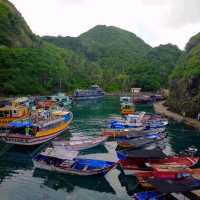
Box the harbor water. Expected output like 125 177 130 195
0 96 199 200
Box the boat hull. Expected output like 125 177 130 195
52 136 108 151
73 95 105 101
33 160 116 176
0 113 73 146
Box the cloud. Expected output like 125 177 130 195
140 0 200 28
9 0 200 49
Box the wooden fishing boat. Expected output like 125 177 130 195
117 132 166 149
33 147 116 176
52 136 108 151
119 156 199 175
135 166 200 182
102 128 164 138
0 110 73 145
0 105 29 128
102 127 145 138
121 103 135 115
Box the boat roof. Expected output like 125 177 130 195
40 147 79 160
121 148 166 159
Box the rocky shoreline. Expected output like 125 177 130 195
154 101 200 130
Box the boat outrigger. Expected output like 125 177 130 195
0 110 73 145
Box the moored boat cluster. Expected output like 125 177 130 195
0 93 199 199
106 96 200 200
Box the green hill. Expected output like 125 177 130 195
0 0 75 95
128 44 182 91
44 27 181 91
168 33 200 118
1 0 182 95
0 0 39 47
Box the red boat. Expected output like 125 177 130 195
135 168 200 180
36 100 56 109
119 156 199 174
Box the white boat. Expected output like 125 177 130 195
51 93 72 106
52 135 108 151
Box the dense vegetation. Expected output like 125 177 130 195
168 33 200 118
0 0 39 47
0 0 182 95
44 26 182 92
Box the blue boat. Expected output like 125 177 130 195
73 85 105 100
33 147 116 176
133 191 164 200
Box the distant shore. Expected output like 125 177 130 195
154 101 200 131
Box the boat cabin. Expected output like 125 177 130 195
0 106 29 127
120 97 132 104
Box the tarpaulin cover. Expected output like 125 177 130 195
134 191 164 200
9 120 33 128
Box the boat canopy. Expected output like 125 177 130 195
8 120 33 128
75 158 115 168
120 148 166 159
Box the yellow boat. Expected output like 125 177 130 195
0 110 73 146
121 103 135 115
0 105 29 127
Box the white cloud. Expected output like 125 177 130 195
9 0 200 49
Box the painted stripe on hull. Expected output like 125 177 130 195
0 117 73 146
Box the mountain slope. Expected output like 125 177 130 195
79 25 151 63
43 26 182 91
0 0 76 95
0 0 38 47
128 44 182 90
168 33 200 117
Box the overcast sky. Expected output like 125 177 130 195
10 0 200 49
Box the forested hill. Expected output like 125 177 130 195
0 0 182 95
0 0 75 95
0 0 38 47
168 33 200 118
43 25 151 61
43 26 182 91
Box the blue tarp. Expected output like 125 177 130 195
9 120 33 128
134 191 164 200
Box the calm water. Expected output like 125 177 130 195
0 96 200 200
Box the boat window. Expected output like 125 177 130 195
0 111 4 118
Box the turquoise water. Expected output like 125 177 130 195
0 96 199 200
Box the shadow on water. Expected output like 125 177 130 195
33 168 116 194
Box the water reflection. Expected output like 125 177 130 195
33 168 116 194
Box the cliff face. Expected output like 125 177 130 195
168 33 200 118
